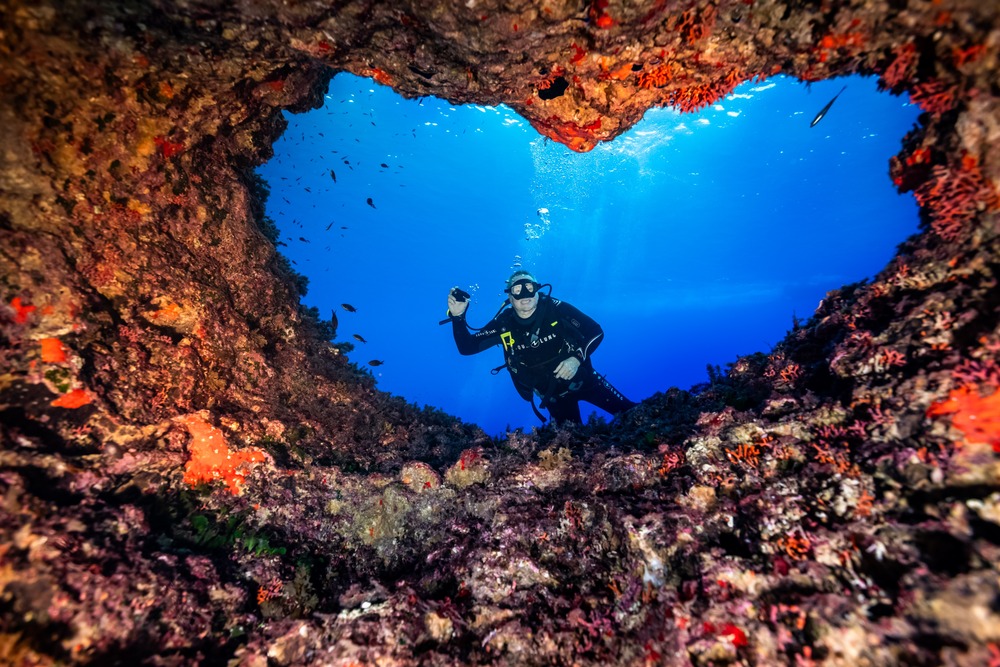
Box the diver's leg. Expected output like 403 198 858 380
578 369 636 415
545 395 582 424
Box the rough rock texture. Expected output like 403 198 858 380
1 0 999 665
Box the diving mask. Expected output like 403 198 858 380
507 279 540 299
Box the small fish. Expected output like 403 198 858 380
304 187 311 193
299 237 309 243
353 334 367 343
330 169 337 183
330 310 338 332
325 222 333 231
366 198 376 208
380 163 388 168
408 64 434 79
810 85 847 128
368 359 384 366
341 303 357 312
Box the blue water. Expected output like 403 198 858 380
257 73 921 436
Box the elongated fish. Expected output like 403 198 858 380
810 85 846 127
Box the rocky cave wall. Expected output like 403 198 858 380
1 0 999 665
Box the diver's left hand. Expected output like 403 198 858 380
553 357 581 380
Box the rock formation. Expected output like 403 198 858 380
1 0 998 664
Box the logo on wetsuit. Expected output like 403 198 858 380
500 331 515 352
518 332 556 350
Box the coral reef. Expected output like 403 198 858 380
0 0 998 665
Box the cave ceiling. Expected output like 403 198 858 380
1 0 999 664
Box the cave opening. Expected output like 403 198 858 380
257 72 921 435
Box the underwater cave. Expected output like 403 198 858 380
261 72 921 435
1 0 999 665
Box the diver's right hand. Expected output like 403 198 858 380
447 287 468 318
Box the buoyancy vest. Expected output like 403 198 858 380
499 296 588 400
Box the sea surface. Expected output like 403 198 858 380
257 73 922 436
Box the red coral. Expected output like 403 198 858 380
882 43 916 90
9 296 36 324
669 80 734 113
677 5 717 43
914 156 996 241
719 623 748 648
952 44 986 66
370 67 393 86
637 63 674 89
909 80 958 114
153 136 184 158
588 0 614 28
536 66 565 91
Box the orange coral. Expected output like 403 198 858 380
927 386 1000 452
179 415 266 495
727 443 760 469
39 337 67 363
370 68 393 85
776 533 811 560
779 363 801 383
257 578 282 605
51 389 92 409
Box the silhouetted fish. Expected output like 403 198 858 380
330 169 337 183
408 64 434 79
353 334 367 343
368 360 384 366
810 85 847 127
341 303 356 312
380 163 388 168
299 237 309 243
366 198 376 208
330 310 338 333
325 222 333 231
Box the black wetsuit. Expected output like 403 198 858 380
452 294 635 424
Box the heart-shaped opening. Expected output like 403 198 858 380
259 73 920 434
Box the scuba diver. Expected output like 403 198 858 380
444 270 636 425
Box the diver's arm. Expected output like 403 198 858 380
452 314 503 355
555 301 604 362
